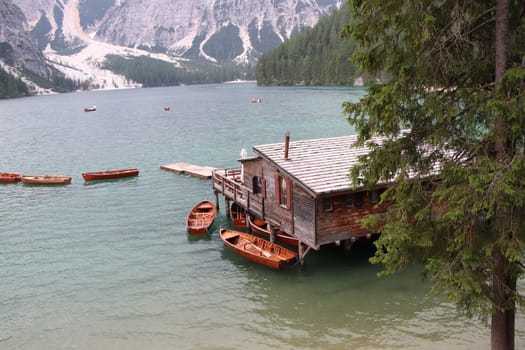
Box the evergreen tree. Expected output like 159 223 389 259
0 67 29 98
342 1 525 349
256 5 358 85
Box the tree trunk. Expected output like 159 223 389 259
491 0 515 350
491 250 516 350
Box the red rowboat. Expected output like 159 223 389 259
82 168 139 181
0 172 22 183
230 202 247 228
186 200 217 236
220 228 297 270
247 214 299 247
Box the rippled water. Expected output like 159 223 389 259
0 83 523 349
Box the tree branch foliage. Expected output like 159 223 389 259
341 0 525 321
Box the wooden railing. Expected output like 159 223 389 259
212 168 264 217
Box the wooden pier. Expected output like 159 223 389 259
160 162 216 179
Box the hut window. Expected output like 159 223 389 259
354 192 364 208
252 176 261 194
345 195 353 208
274 175 291 209
370 190 380 204
323 198 333 212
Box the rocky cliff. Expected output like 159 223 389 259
3 0 342 91
0 0 51 80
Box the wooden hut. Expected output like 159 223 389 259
212 133 393 264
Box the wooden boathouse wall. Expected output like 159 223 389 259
242 158 318 247
240 157 388 248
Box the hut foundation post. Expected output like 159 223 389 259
343 239 354 255
298 243 305 269
225 198 231 217
214 191 220 211
268 224 276 243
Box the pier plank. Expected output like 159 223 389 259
160 162 216 179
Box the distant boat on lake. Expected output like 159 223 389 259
82 168 139 181
0 172 22 183
84 105 96 112
21 175 72 185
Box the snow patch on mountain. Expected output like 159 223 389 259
11 0 342 90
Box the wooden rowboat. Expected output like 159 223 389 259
186 200 217 236
230 202 247 228
21 175 72 185
82 168 139 181
0 172 22 183
220 228 297 270
247 214 299 247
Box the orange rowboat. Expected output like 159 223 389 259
186 200 217 236
21 175 72 185
82 168 139 181
229 202 247 228
220 228 297 270
247 214 299 247
0 172 22 183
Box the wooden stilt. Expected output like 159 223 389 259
298 242 305 269
343 239 354 256
225 198 231 217
268 224 276 243
214 191 220 211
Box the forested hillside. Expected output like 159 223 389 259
103 55 253 87
0 67 29 98
255 5 357 86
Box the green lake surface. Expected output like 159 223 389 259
0 82 523 349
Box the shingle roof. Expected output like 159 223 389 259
253 134 376 197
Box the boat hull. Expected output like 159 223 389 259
247 215 299 247
220 228 297 270
229 203 247 228
186 200 217 236
0 172 21 183
21 175 72 185
82 168 139 181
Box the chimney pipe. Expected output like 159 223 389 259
284 131 290 159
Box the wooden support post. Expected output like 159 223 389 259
298 242 305 269
268 224 276 243
214 191 220 211
225 198 231 217
343 239 354 256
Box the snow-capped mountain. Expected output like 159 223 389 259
3 0 342 90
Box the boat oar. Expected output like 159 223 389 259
246 242 272 258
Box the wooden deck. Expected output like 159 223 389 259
212 167 264 217
161 162 216 179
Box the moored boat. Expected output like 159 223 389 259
186 200 217 236
247 214 299 247
0 172 22 183
21 175 72 185
219 228 297 270
229 202 247 228
82 168 139 181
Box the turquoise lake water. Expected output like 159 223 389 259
0 82 523 349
